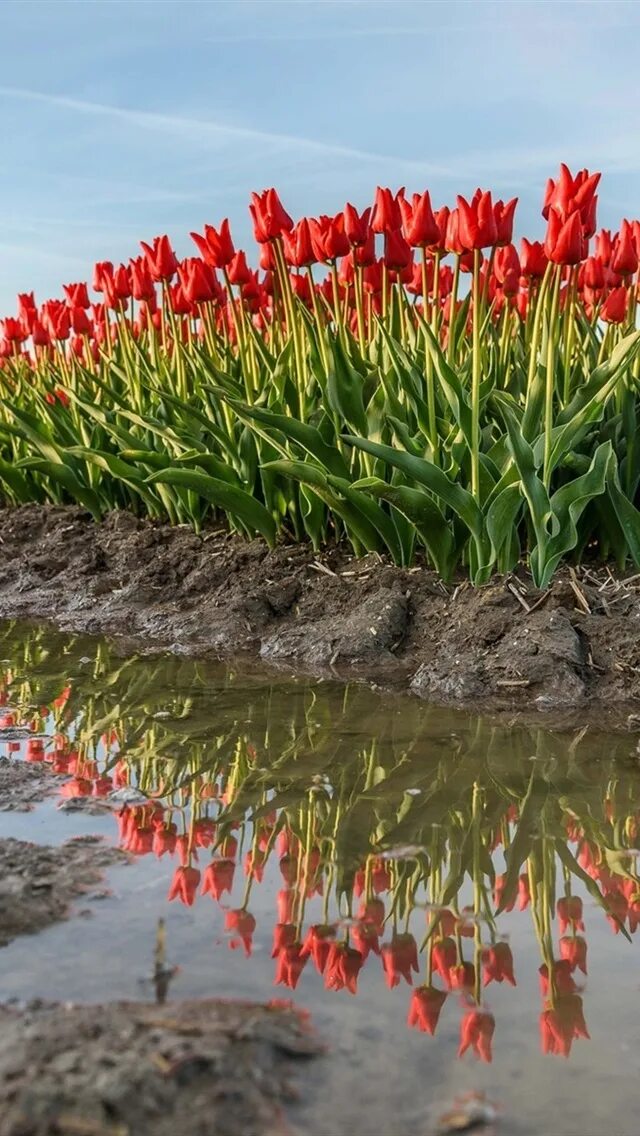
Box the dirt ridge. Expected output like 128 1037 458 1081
1 504 639 718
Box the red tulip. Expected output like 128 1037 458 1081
494 244 520 295
283 218 316 268
494 197 518 246
432 937 457 985
300 924 335 974
407 986 447 1035
556 896 584 935
129 257 156 303
274 941 307 989
190 220 235 269
380 933 419 988
458 1009 494 1062
93 261 114 292
0 317 27 343
177 258 218 304
250 188 293 243
271 922 297 958
62 282 90 309
70 307 92 335
545 209 585 265
225 908 256 956
600 286 628 324
167 865 200 907
41 300 70 341
383 229 412 271
482 942 516 986
140 235 178 282
612 220 638 276
201 858 235 900
324 942 364 994
152 822 177 858
520 238 548 279
310 214 349 263
370 186 404 234
449 961 476 992
400 191 440 248
559 935 587 975
17 292 37 329
540 993 589 1057
343 203 371 247
457 190 498 250
227 250 252 286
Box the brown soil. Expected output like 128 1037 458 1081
0 997 321 1136
1 504 640 718
0 836 128 947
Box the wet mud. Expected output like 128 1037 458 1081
0 997 321 1136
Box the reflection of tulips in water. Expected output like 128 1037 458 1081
3 625 640 1065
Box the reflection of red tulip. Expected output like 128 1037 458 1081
358 898 385 934
271 922 297 958
407 986 447 1035
539 960 577 997
604 888 628 933
225 909 256 956
201 858 235 901
352 921 381 961
432 937 457 985
557 896 584 935
274 942 307 990
381 933 419 988
153 823 177 858
300 924 335 974
449 962 476 992
167 865 200 907
458 1009 495 1062
559 935 587 974
540 994 590 1057
482 942 516 986
325 942 364 995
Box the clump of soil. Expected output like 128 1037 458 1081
0 997 321 1136
0 836 128 947
1 504 640 716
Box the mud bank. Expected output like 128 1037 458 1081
0 997 320 1136
1 504 640 717
0 836 127 947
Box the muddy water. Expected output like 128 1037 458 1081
1 623 640 1136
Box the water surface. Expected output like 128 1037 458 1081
1 622 639 1135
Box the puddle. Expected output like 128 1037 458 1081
1 621 640 1135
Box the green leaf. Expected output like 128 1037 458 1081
147 468 277 546
351 477 455 578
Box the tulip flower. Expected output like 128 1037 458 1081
140 235 178 282
380 933 419 988
612 220 638 276
556 895 584 935
540 994 590 1057
41 300 70 341
129 257 157 303
457 190 498 250
167 865 201 907
0 318 27 343
201 857 235 901
449 961 476 992
190 219 235 269
274 941 307 989
152 822 177 858
559 935 587 974
70 307 92 336
545 209 585 266
93 261 114 292
383 230 412 271
178 258 219 305
520 238 548 279
300 924 335 973
17 292 37 329
494 197 518 246
271 922 297 958
432 937 457 985
600 286 628 324
310 214 350 263
370 186 405 234
343 203 371 247
400 191 441 248
539 959 577 997
458 1009 495 1062
482 942 516 986
358 897 385 934
324 942 364 994
249 188 294 243
407 986 447 1035
225 908 256 956
62 282 90 309
283 218 316 268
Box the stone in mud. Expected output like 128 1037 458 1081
0 998 321 1136
260 584 409 667
0 758 61 813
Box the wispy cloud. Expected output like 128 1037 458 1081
0 85 452 177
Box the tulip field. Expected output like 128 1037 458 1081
3 165 640 585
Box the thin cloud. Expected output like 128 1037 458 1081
0 85 453 178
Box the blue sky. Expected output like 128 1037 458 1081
1 0 640 315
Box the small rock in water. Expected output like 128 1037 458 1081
378 843 427 861
436 1092 499 1134
0 726 48 741
108 786 151 807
